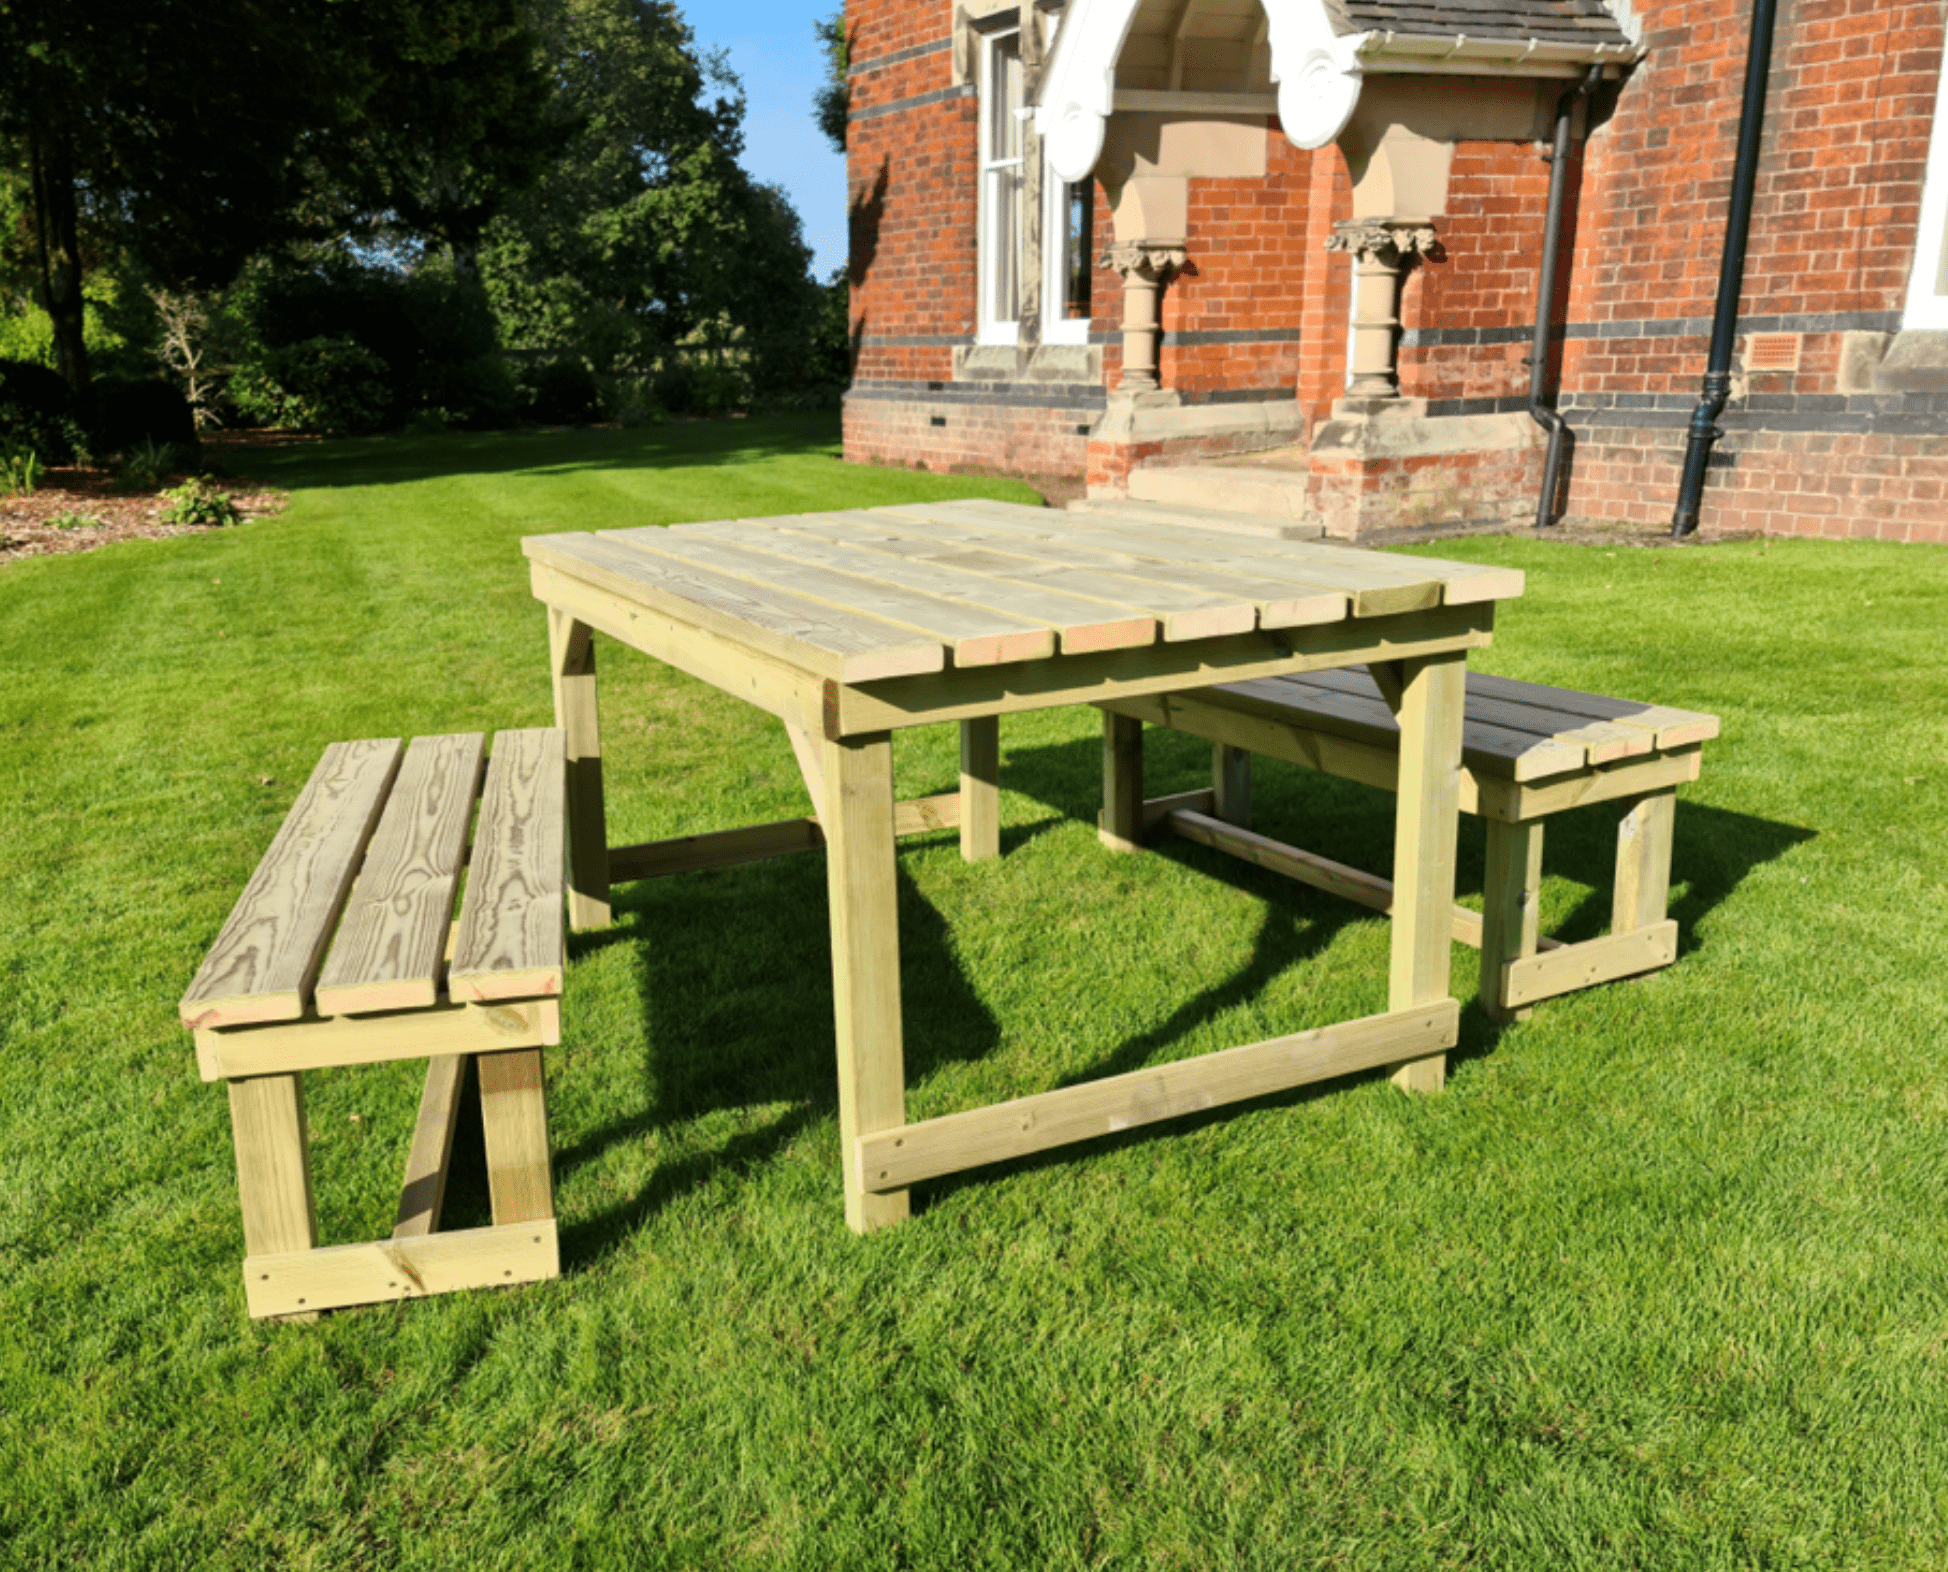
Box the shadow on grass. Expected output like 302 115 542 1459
242 412 849 492
552 726 1812 1243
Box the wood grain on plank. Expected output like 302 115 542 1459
857 1002 1459 1191
1465 672 1721 749
679 518 1159 653
876 501 1444 618
451 729 566 1003
604 527 1056 667
393 1055 469 1239
523 532 944 683
315 733 485 1016
941 497 1525 606
182 739 404 1029
202 998 558 1080
723 510 1348 632
243 1219 558 1319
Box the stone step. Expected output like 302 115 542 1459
1122 461 1322 527
1067 496 1325 541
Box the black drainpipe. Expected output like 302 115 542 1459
1530 64 1604 529
1672 0 1781 537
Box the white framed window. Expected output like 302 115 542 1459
1904 47 1948 329
978 27 1026 345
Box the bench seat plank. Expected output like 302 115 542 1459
181 739 404 1030
1219 674 1590 782
315 733 486 1016
450 728 567 1004
1463 672 1722 749
1303 667 1655 766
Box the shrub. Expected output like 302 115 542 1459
519 358 601 424
159 476 242 527
1 437 42 496
414 353 520 429
48 511 100 530
91 377 197 455
231 336 390 434
0 359 80 464
116 438 194 492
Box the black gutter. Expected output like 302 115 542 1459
1529 65 1604 528
1672 0 1781 537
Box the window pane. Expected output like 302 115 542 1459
1065 183 1093 319
988 35 1022 163
990 166 1020 323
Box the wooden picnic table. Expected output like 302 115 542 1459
523 499 1524 1233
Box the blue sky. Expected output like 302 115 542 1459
690 4 849 278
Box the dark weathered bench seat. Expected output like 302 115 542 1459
1098 667 1719 1018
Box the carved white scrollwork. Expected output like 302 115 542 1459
1034 0 1366 182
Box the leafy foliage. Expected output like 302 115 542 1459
480 0 822 401
814 12 850 154
115 438 191 491
0 435 40 495
158 476 242 527
230 336 392 435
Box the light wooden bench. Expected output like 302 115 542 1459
1098 668 1719 1020
180 729 566 1319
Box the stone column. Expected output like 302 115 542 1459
1325 217 1437 404
1103 240 1187 393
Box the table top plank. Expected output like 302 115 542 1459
605 527 1056 668
740 510 1349 632
674 518 1160 653
941 497 1526 607
315 732 486 1017
523 532 944 683
876 501 1447 618
451 728 566 1003
181 738 404 1030
741 511 1263 642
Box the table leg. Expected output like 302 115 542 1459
549 609 611 931
1382 652 1467 1092
231 1073 319 1318
1212 744 1252 829
1480 817 1544 1025
959 717 1001 862
822 731 910 1233
1101 711 1144 852
478 1047 556 1227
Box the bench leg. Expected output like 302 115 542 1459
1613 788 1676 934
1101 711 1144 853
960 717 1001 863
1480 818 1544 1025
1383 654 1466 1093
550 609 611 931
823 731 910 1234
478 1047 555 1227
1212 744 1252 829
230 1073 319 1318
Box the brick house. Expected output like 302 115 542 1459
841 0 1948 542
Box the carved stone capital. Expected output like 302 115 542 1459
1325 218 1439 263
1100 240 1189 283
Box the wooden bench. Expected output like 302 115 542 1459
1098 668 1718 1020
180 729 567 1319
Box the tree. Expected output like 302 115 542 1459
814 13 850 154
480 0 821 390
0 0 557 398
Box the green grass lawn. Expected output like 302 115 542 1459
3 413 1946 1569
